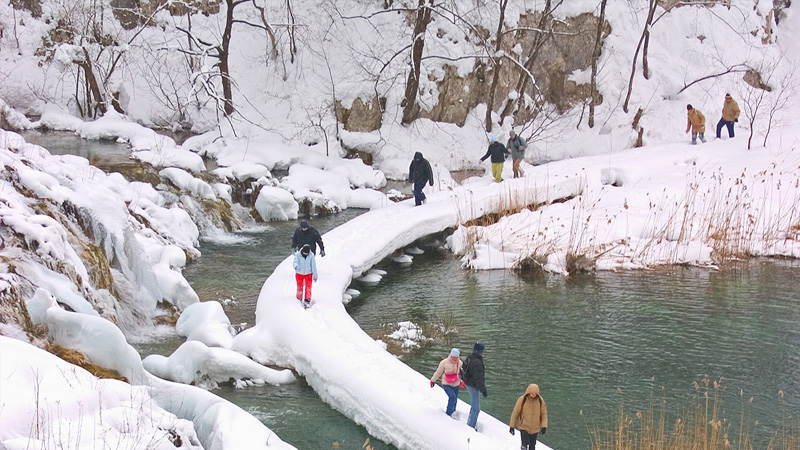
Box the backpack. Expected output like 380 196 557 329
460 356 471 383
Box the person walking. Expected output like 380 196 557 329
293 244 317 308
686 104 707 144
460 342 487 429
506 129 527 179
408 151 434 206
480 136 509 182
716 93 740 139
509 383 548 450
292 220 325 256
430 348 464 417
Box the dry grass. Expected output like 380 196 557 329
48 343 129 382
453 161 800 273
588 377 800 450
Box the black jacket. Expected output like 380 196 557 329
480 142 509 163
408 152 434 186
460 353 486 393
291 226 325 254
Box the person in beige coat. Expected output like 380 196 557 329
686 104 707 144
430 348 464 417
509 384 548 450
716 93 740 139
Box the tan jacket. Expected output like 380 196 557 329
509 384 548 434
721 97 740 122
430 357 463 387
686 109 706 133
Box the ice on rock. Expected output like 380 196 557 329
143 340 296 387
177 301 235 349
255 186 299 221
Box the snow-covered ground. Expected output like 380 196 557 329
2 1 800 450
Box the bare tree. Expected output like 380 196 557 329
497 0 561 121
622 0 657 114
484 0 509 132
401 0 433 125
588 0 608 129
738 61 796 150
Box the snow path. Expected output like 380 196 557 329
232 174 579 450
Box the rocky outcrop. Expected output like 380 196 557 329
336 96 386 132
341 11 609 130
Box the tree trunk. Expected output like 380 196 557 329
220 0 236 116
401 0 432 125
623 0 657 113
588 0 608 129
484 0 509 132
77 47 107 116
498 0 553 121
641 0 657 80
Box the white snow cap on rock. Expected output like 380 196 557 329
255 185 300 221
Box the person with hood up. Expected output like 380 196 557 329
293 244 317 308
408 151 434 206
716 93 740 139
430 348 464 417
507 129 527 179
686 104 707 144
480 136 509 182
460 342 488 429
292 220 325 256
509 383 548 450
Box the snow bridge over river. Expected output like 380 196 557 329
233 174 580 450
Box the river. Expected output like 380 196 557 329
26 132 800 449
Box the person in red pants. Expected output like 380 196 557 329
293 244 317 308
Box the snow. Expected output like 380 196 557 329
176 301 236 349
255 185 300 221
1 1 800 450
0 336 204 450
142 340 296 388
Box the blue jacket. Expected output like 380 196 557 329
293 251 318 280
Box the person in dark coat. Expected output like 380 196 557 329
461 342 488 429
291 220 325 256
480 136 509 182
408 151 434 206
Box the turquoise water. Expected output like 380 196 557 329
183 225 800 449
36 132 800 449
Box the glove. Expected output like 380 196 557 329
460 381 466 390
313 275 318 282
734 119 738 122
540 427 547 435
320 250 325 257
482 391 488 398
509 427 515 436
430 381 435 388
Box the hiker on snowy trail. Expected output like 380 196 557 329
480 136 509 182
461 342 488 429
408 151 434 206
509 383 548 450
430 348 464 417
292 220 325 256
293 244 317 308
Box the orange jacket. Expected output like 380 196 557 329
686 109 706 133
509 384 548 434
721 97 740 122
